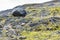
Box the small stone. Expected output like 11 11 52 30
29 23 38 27
19 36 26 39
21 23 25 26
57 31 60 34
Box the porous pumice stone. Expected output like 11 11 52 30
0 0 60 40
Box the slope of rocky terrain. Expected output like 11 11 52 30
0 0 60 40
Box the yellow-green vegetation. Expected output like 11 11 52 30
26 6 60 17
21 30 60 40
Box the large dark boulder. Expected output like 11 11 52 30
12 10 27 17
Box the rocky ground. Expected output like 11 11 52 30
0 0 60 40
